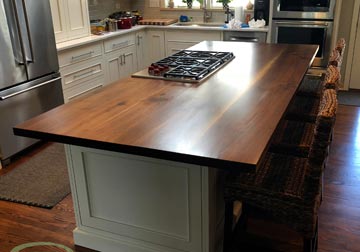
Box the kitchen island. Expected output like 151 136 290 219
14 41 318 252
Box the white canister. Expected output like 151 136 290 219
234 6 243 22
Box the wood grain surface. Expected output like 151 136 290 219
3 105 360 251
14 41 318 171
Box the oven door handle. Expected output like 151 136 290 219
273 21 329 27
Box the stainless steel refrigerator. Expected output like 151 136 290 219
0 0 64 164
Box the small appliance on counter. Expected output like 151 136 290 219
254 0 270 25
109 11 140 28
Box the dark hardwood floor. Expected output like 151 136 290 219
0 104 359 252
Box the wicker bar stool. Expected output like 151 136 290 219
297 74 325 98
335 38 346 56
297 39 345 98
324 65 341 90
286 66 339 123
271 88 338 157
328 49 342 68
223 89 338 252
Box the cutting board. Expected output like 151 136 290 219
137 19 178 26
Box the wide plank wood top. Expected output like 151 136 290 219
14 41 318 171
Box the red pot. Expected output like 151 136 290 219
117 17 132 29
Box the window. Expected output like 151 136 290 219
166 0 253 9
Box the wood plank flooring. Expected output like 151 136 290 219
0 104 359 252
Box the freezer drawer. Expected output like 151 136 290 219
0 74 64 161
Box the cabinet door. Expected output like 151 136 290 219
66 0 90 40
106 51 122 84
106 45 136 84
136 31 148 71
49 0 67 42
166 41 197 56
147 30 165 63
121 45 137 79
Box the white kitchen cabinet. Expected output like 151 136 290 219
104 33 137 84
49 0 90 43
165 30 222 56
147 30 166 63
135 30 149 71
58 41 106 102
66 145 224 252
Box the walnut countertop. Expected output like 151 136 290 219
15 41 318 171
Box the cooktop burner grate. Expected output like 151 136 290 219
132 50 235 82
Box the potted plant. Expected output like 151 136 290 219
182 0 193 8
216 0 232 9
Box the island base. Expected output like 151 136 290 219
65 145 225 252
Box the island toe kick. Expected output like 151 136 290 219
65 145 225 252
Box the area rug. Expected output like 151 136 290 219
338 90 360 106
0 143 70 208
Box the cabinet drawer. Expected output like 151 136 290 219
58 42 103 67
63 75 105 102
62 61 104 90
166 30 222 43
104 33 135 53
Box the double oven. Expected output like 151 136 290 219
271 0 336 68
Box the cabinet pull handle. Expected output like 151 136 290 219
112 41 129 49
73 69 96 79
137 35 142 46
123 54 126 65
71 51 95 61
119 55 124 65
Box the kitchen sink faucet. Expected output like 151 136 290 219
225 6 234 23
202 2 212 23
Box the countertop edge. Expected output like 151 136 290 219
13 127 255 172
56 24 269 52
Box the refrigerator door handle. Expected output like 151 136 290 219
21 0 34 63
14 0 34 63
3 0 25 65
0 77 61 100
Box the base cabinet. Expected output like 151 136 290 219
165 30 222 56
136 30 149 71
65 145 224 252
104 33 137 84
147 30 166 63
58 41 105 103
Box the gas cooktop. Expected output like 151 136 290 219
132 50 235 83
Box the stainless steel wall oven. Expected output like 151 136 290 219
271 0 336 68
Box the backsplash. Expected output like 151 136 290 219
89 0 253 23
131 0 250 23
88 0 132 20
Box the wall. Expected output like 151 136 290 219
88 0 132 20
335 0 355 88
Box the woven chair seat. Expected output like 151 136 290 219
286 95 320 122
225 151 322 236
270 120 315 157
297 74 324 98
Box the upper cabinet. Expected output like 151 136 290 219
50 0 90 43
